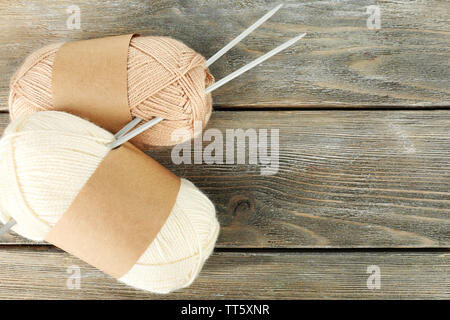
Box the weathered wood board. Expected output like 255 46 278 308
1 110 449 248
0 247 448 299
0 0 449 300
1 0 449 111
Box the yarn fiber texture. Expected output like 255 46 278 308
0 111 220 294
9 36 215 149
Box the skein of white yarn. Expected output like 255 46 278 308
0 111 220 294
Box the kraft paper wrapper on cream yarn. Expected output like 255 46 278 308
0 111 220 294
51 34 135 133
45 142 181 279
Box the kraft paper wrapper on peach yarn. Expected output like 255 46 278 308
52 34 136 133
45 143 181 279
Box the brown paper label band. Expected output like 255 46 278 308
52 34 135 133
45 143 181 278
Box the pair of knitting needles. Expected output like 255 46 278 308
109 3 306 149
0 4 306 236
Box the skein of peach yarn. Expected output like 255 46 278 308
9 36 214 149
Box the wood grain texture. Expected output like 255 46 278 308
1 0 449 111
1 110 449 248
0 247 448 299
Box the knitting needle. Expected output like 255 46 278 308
206 32 306 94
113 5 284 141
114 117 143 139
205 3 283 68
109 116 164 149
113 11 305 147
111 34 307 148
0 218 16 237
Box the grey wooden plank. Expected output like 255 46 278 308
0 0 449 111
0 247 448 299
0 110 449 248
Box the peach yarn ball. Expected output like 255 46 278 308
9 36 215 149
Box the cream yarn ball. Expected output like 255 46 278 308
0 111 219 294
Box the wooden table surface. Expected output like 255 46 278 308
0 0 449 299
